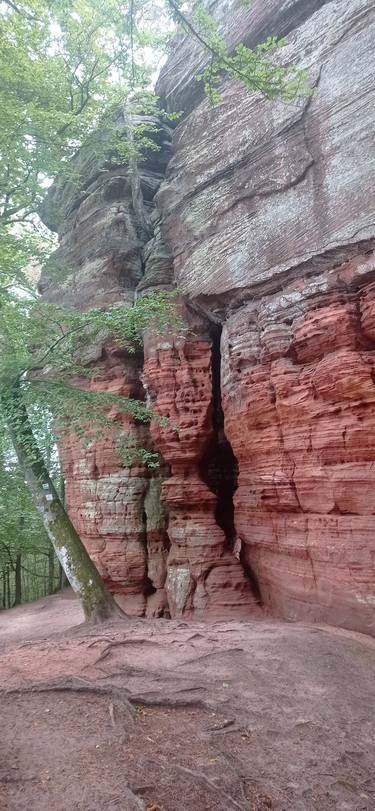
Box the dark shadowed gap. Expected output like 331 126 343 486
141 507 157 598
199 326 238 548
199 326 262 604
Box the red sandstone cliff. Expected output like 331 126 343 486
41 0 375 634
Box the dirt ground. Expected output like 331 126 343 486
0 591 374 811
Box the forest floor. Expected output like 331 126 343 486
0 591 375 811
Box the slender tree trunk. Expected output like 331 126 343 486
58 464 68 591
6 384 125 624
6 565 10 608
122 99 150 242
48 546 55 594
14 552 22 606
59 562 68 591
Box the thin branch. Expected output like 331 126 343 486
165 0 274 97
130 0 136 86
19 323 86 380
2 0 37 21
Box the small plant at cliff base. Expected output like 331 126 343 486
0 289 180 622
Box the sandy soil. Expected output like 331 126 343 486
0 591 374 810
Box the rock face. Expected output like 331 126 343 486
42 0 375 633
59 344 170 618
40 114 172 617
142 316 258 619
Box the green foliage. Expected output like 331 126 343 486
0 0 310 292
192 6 311 104
0 0 175 290
0 289 181 468
0 0 169 222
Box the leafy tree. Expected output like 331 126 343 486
0 288 178 621
166 0 310 104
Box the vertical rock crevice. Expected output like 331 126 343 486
199 326 238 550
200 326 262 605
142 317 260 620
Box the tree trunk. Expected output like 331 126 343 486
59 562 68 591
6 565 10 608
6 384 124 624
14 552 22 606
58 469 68 590
48 546 55 594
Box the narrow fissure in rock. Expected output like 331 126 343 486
200 327 263 605
199 326 239 551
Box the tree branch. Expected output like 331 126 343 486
2 0 37 21
165 0 276 97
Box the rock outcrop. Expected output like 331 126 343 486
41 0 375 633
142 313 258 619
40 114 172 617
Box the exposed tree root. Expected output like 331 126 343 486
85 638 160 667
0 677 215 713
2 677 136 721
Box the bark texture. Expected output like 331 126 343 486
7 387 122 623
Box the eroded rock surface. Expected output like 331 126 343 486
59 344 170 617
156 0 375 298
153 0 375 632
40 115 172 617
143 315 257 619
41 0 375 631
221 247 375 634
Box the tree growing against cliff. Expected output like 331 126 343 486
0 288 177 621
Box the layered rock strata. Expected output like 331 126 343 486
40 115 173 617
221 246 375 635
150 0 375 633
42 0 375 632
142 313 257 619
59 343 170 617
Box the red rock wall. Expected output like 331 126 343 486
222 250 375 635
150 0 375 633
41 0 375 632
143 329 258 619
60 343 170 617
